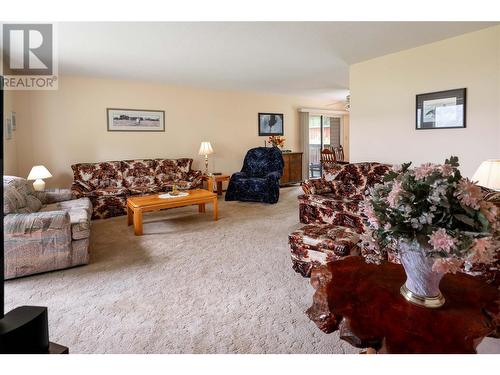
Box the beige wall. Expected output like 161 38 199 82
3 90 18 176
13 76 341 187
350 25 500 178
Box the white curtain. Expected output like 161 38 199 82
299 111 310 180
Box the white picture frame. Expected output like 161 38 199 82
107 108 165 132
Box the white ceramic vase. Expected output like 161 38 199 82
399 240 446 308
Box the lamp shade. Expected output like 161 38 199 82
472 159 500 190
27 165 52 180
198 141 214 156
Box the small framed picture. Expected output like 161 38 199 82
258 113 284 136
416 88 466 129
107 108 165 132
11 112 16 130
5 118 13 140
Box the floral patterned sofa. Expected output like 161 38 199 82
4 176 92 279
71 158 203 219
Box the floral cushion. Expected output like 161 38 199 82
289 224 361 277
121 159 156 190
299 194 363 214
175 158 193 174
154 158 193 186
72 161 124 190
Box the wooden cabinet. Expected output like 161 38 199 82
281 152 303 186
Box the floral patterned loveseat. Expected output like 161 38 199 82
71 158 203 219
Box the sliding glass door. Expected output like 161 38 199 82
308 115 341 178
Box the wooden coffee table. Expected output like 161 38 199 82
127 189 218 235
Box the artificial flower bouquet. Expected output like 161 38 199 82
268 135 285 148
363 156 498 274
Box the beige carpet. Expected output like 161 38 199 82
5 187 357 354
6 187 499 354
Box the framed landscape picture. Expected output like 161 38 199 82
258 112 284 136
416 88 466 129
107 108 165 132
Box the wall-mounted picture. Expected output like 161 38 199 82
107 108 165 132
416 88 466 129
11 112 16 130
5 118 13 140
258 112 284 136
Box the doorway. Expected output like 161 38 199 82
308 115 341 178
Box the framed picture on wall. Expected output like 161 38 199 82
416 88 466 129
11 111 16 130
107 108 165 132
258 113 284 136
5 118 12 140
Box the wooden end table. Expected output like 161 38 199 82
202 174 230 196
307 256 500 354
127 189 218 235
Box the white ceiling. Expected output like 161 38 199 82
58 22 497 101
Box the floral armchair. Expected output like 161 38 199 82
225 147 284 204
299 162 391 233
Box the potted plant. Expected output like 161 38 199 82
363 157 498 308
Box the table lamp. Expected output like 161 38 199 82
472 160 500 191
198 141 214 175
27 165 52 191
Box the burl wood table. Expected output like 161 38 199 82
307 256 500 354
127 189 218 235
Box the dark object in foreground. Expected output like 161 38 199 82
307 256 500 354
0 306 66 354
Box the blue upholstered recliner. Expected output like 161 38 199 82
225 147 285 204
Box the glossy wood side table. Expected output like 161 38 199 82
307 256 500 354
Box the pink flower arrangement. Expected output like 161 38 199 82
363 156 498 275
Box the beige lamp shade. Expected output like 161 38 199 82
472 159 500 190
27 165 52 180
198 141 214 156
27 165 52 191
